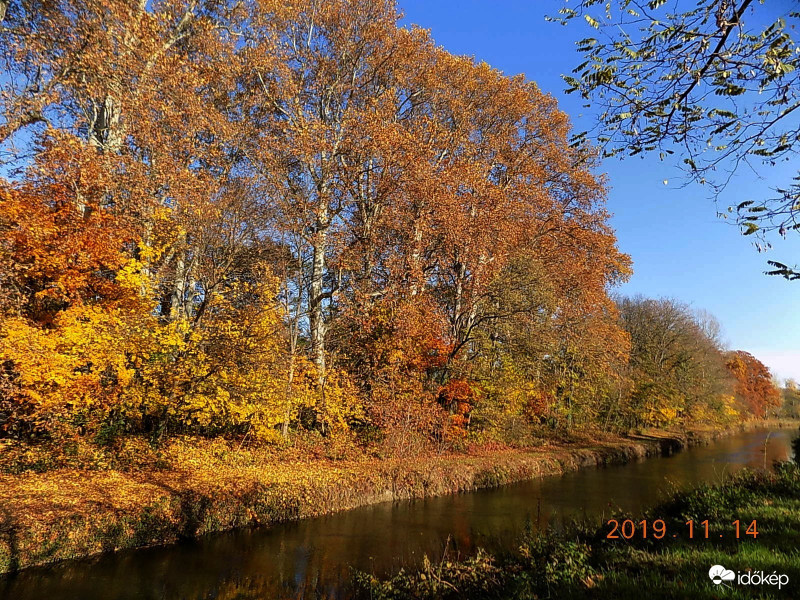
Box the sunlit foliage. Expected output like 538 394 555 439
725 350 781 419
0 0 776 460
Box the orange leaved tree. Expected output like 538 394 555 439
725 351 781 419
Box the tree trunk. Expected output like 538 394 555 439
170 245 187 321
89 95 123 153
309 215 328 432
281 353 296 438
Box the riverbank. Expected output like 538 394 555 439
354 455 800 599
1 419 796 575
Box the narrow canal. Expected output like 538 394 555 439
1 427 796 600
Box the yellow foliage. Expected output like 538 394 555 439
317 367 364 433
0 303 138 427
122 276 300 440
0 258 324 441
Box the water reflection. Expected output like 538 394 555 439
1 428 796 600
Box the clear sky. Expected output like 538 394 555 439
398 0 800 383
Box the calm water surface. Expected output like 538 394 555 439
1 427 796 599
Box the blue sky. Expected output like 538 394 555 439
398 0 800 383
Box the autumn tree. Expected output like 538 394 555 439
0 159 138 438
0 0 253 315
0 0 706 453
725 350 781 419
0 0 305 442
780 380 800 419
238 0 425 431
616 296 735 426
205 0 633 441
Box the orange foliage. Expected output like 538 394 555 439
438 380 475 418
725 351 781 419
0 0 747 458
336 296 450 446
0 147 137 326
0 162 143 436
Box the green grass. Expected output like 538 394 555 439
352 462 800 599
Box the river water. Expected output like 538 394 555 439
1 427 796 600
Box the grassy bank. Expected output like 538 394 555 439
0 419 796 575
353 457 800 599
